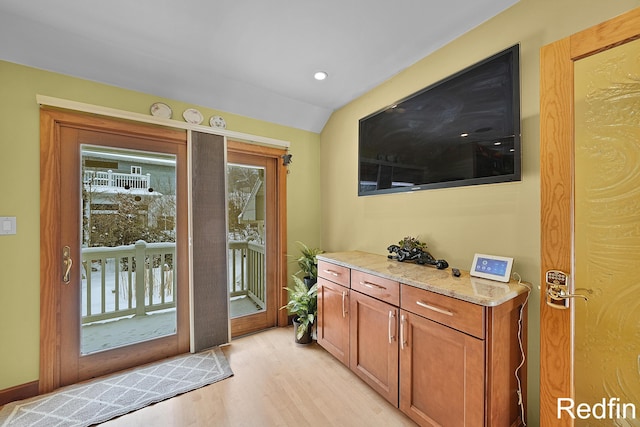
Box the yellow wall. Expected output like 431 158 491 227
2 0 639 422
320 0 639 425
0 60 321 390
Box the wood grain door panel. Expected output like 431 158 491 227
317 277 350 365
349 290 399 406
399 310 484 427
539 8 640 425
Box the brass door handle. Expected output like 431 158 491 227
62 246 72 284
546 283 589 302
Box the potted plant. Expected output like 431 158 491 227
280 275 318 344
294 241 323 288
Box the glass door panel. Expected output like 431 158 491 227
80 145 178 354
227 163 267 319
574 38 640 424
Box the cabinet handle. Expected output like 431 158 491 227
400 314 407 350
360 281 386 290
342 291 347 318
388 310 395 344
323 269 339 277
416 300 454 316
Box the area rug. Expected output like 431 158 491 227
0 347 233 427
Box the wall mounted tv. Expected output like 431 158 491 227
358 44 521 196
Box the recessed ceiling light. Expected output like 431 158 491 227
460 133 469 137
314 71 328 81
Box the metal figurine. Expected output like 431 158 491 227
387 237 449 270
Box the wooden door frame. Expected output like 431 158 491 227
539 8 640 425
40 109 189 393
227 140 289 328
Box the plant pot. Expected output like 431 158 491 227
293 317 313 345
303 276 317 289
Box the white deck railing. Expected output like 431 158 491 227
81 240 176 324
82 239 266 324
229 240 266 310
84 170 151 190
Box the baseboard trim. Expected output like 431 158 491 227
0 381 39 407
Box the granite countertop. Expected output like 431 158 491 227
317 251 531 307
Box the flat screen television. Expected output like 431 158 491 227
358 44 521 196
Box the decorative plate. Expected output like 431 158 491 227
182 108 204 125
209 115 226 129
150 102 172 119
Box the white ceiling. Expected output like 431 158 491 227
0 0 518 133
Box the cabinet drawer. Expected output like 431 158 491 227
351 270 400 306
401 284 485 339
318 260 350 287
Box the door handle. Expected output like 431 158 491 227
545 270 590 309
388 310 395 344
546 284 589 301
400 314 407 350
342 291 347 318
62 245 72 284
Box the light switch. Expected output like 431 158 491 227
0 217 16 235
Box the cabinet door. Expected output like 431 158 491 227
349 291 399 406
399 310 484 427
317 277 350 365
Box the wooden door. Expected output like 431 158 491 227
399 310 484 426
227 140 286 337
349 290 399 406
316 277 350 365
539 8 640 425
40 110 189 392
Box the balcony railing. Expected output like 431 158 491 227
84 170 151 190
229 240 266 311
81 239 266 325
81 240 175 324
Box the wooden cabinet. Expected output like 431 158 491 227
401 283 484 338
351 269 400 306
349 290 399 406
316 253 528 427
400 284 527 427
317 260 350 365
317 260 350 287
399 284 486 425
399 309 484 426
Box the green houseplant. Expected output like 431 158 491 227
294 241 323 287
281 275 318 344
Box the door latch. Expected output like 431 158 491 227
545 270 588 309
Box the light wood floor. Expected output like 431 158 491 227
102 326 416 426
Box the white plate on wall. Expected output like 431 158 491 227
182 108 204 124
150 102 172 119
209 115 226 129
